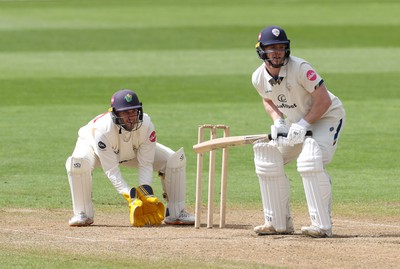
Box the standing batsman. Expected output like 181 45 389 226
66 89 194 227
251 26 345 237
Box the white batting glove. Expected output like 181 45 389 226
271 136 291 147
270 118 289 140
287 119 310 145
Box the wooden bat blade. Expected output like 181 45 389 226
193 134 269 153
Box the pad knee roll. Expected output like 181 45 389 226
66 156 92 174
297 138 324 173
254 142 284 177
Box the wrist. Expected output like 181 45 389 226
274 118 286 126
297 118 310 128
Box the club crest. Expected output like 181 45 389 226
124 94 133 102
272 28 280 37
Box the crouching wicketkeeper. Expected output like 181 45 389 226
65 89 195 227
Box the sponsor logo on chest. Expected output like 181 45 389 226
276 94 297 109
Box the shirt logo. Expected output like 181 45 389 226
277 94 297 109
98 141 106 150
277 94 287 102
149 131 156 142
306 70 317 81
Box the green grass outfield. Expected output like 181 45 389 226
0 0 399 268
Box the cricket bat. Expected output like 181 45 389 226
192 131 312 153
193 134 271 153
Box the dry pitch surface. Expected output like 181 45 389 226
1 208 399 269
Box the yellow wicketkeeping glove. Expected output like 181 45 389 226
123 192 132 204
137 184 165 226
124 185 165 227
124 188 146 227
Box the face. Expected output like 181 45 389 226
117 109 139 131
264 44 287 67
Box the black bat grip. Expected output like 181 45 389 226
267 131 313 140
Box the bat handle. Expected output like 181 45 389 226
267 130 313 140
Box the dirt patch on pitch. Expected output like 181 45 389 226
0 208 399 269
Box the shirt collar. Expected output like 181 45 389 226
264 65 287 86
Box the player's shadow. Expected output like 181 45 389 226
79 225 400 240
195 223 253 229
88 224 131 228
333 233 400 238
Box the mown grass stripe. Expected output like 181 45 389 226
0 25 399 52
0 2 398 30
0 48 399 79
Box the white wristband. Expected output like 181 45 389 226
297 118 310 128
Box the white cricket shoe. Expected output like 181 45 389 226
164 209 195 225
254 222 294 235
301 225 332 238
69 212 94 227
254 216 294 235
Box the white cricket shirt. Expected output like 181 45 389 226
77 112 156 192
252 56 344 123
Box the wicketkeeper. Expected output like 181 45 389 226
251 26 346 237
66 89 195 227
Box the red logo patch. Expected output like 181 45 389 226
306 70 317 81
149 131 156 142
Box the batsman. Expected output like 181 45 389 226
251 26 345 237
66 89 195 227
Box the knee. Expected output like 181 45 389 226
66 157 91 174
297 138 324 173
254 142 284 176
166 148 186 169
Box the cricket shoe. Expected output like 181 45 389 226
254 223 294 235
254 224 294 235
164 209 195 225
69 212 94 227
301 225 332 238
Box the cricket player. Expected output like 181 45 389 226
251 26 345 237
66 89 195 227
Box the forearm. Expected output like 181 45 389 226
303 102 331 125
105 166 130 194
303 86 332 125
137 140 156 186
263 98 284 121
138 165 153 186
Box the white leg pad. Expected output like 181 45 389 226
164 148 186 219
297 138 332 230
254 142 291 232
66 157 94 219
